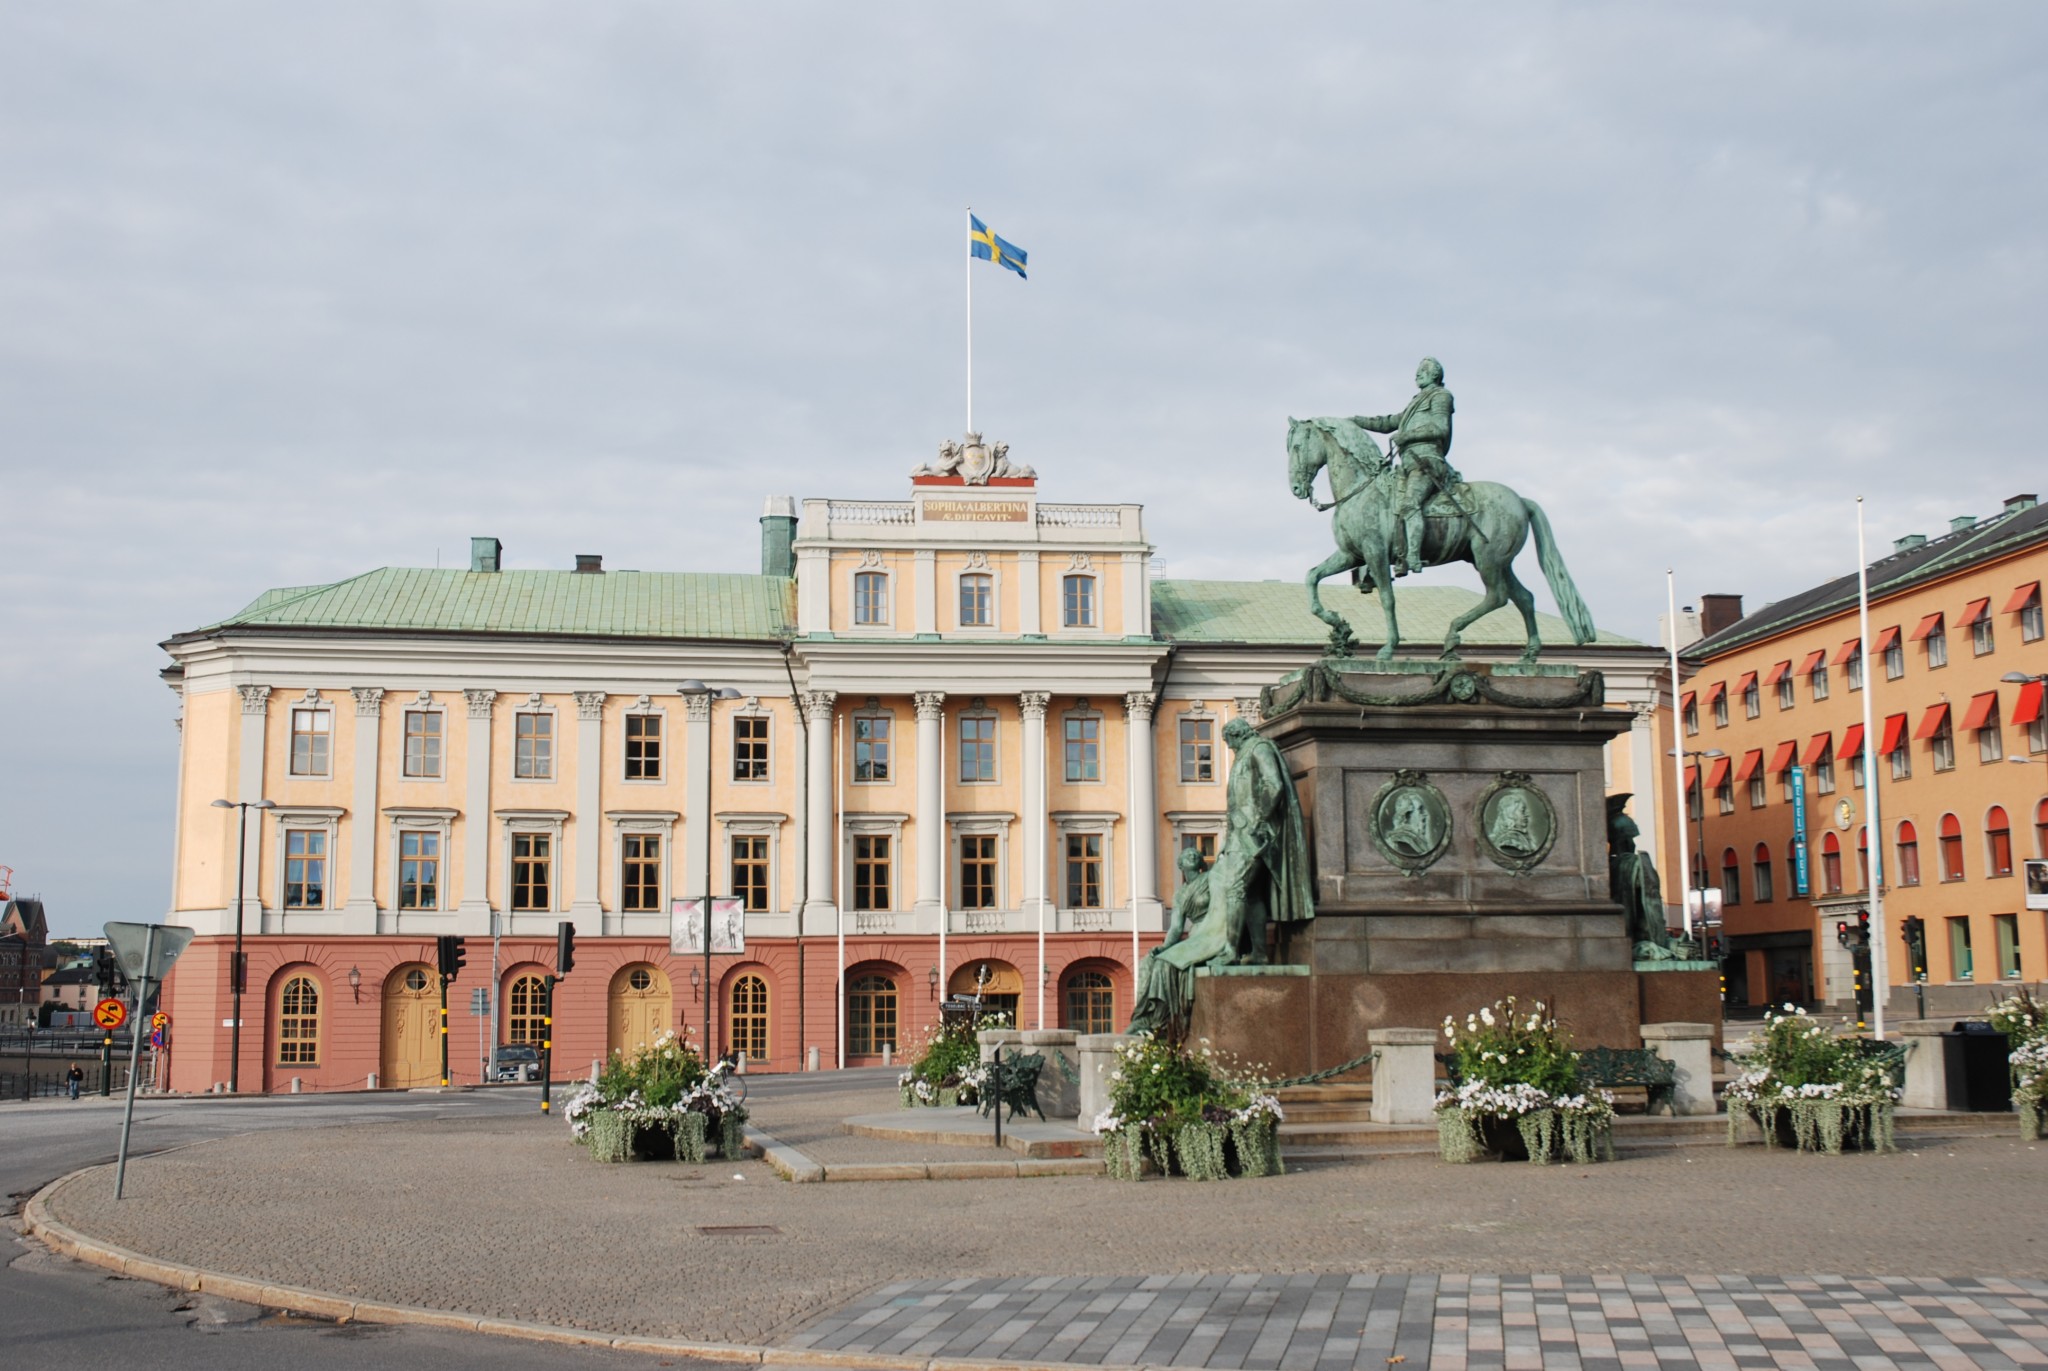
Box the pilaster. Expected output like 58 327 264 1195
571 690 606 932
913 691 946 921
1124 691 1161 928
457 688 496 927
1019 691 1051 920
235 685 270 929
801 691 838 927
342 687 384 934
682 692 713 910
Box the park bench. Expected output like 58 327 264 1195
1576 1047 1678 1116
979 1050 1046 1121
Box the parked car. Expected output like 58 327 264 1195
492 1044 541 1082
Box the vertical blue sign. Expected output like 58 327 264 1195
1791 764 1810 896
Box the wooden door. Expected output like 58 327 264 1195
607 964 672 1056
380 964 440 1088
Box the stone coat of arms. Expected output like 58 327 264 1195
913 432 1036 484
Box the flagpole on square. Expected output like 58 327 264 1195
965 206 974 434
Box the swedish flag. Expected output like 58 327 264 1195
969 214 1027 279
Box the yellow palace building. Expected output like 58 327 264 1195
156 440 1678 1093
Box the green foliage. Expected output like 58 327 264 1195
905 1012 1006 1089
1441 997 1583 1095
595 1030 707 1108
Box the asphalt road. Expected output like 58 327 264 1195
2 1086 701 1368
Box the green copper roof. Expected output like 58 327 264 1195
194 568 797 641
1150 579 1642 647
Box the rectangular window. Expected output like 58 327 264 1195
515 712 553 779
959 834 997 909
1064 715 1100 782
1720 860 1741 907
1846 648 1864 691
958 715 996 783
853 835 891 910
1931 718 1956 772
2031 716 2047 755
1811 666 1830 701
1814 755 1835 795
290 708 331 777
1065 833 1102 908
1926 626 1948 669
959 573 993 628
1898 833 1921 886
1973 616 1995 656
853 714 891 783
1884 639 1905 679
2024 593 2044 642
622 833 661 912
1682 699 1698 735
1713 694 1729 727
1748 774 1766 809
1851 753 1866 788
398 831 439 910
1062 574 1096 628
730 835 769 912
854 570 888 625
733 715 770 781
625 713 663 780
1754 857 1774 903
1891 744 1912 781
1976 698 2003 763
1776 676 1795 710
1989 824 2013 878
511 832 551 910
402 710 442 778
1179 717 1214 782
1744 683 1761 719
1716 780 1734 815
1995 913 2022 979
284 829 326 908
1948 917 1973 980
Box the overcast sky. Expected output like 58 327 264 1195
4 4 2043 936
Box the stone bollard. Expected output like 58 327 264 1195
1367 1028 1440 1124
1076 1032 1136 1130
1640 1022 1717 1115
366 1072 379 1090
806 1045 820 1072
881 1043 893 1067
1021 1030 1080 1118
289 1077 302 1094
1896 1020 1959 1110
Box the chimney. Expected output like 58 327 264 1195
1948 515 1976 533
574 553 603 574
1698 593 1744 638
1893 533 1927 553
2006 493 2039 514
469 537 503 573
760 495 797 578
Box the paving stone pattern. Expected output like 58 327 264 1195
792 1273 2048 1371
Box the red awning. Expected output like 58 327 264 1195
1735 670 1758 693
1960 597 1991 625
1838 723 1865 759
2016 680 2044 725
1704 681 1727 705
1764 660 1792 686
2005 581 2041 614
1831 637 1862 666
1705 756 1732 789
1680 690 1696 712
1909 611 1945 642
1914 702 1951 740
1769 740 1798 773
1960 691 1999 732
1803 732 1833 766
1733 748 1765 782
1797 649 1827 674
1879 713 1909 754
1874 625 1901 652
1684 765 1698 792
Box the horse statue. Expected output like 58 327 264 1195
1286 415 1596 663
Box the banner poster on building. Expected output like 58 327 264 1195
1790 764 1810 896
2026 859 2048 912
670 898 746 955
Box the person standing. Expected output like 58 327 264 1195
66 1063 84 1100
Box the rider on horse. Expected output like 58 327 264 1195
1352 357 1460 577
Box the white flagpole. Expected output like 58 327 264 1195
965 206 974 435
835 712 846 1070
1668 570 1694 938
1857 498 1889 1040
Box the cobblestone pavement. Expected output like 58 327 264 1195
791 1273 2048 1371
36 1072 2048 1368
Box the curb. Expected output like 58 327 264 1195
19 1164 1138 1371
744 1125 1105 1183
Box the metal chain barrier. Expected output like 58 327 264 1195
1245 1047 1380 1090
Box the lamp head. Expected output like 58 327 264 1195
211 799 234 809
253 800 276 810
677 680 708 694
2003 671 2042 684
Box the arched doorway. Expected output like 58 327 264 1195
729 973 769 1064
847 971 899 1057
947 959 1021 1021
380 963 440 1088
608 963 673 1056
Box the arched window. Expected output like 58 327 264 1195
1856 827 1869 889
730 974 769 1062
1753 842 1774 903
1939 813 1965 882
276 975 320 1065
1821 833 1842 895
847 974 897 1056
1719 847 1741 906
1063 970 1115 1035
507 974 548 1044
1896 821 1921 887
1986 806 2013 877
2038 799 2048 859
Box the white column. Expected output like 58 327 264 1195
913 691 946 926
1019 690 1051 1030
457 688 496 929
235 685 270 934
343 687 384 934
571 691 606 932
1017 550 1041 636
1124 692 1160 932
914 549 937 635
682 692 712 906
802 691 838 929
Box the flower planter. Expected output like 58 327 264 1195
898 1084 965 1109
1102 1117 1282 1182
1726 1098 1895 1154
1437 1106 1613 1165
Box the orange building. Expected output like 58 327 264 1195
1680 493 2047 1017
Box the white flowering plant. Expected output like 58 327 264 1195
1099 1035 1284 1181
1990 989 2048 1138
566 1028 747 1161
898 1010 1010 1106
1722 1006 1896 1154
1433 999 1613 1164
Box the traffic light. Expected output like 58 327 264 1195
556 921 576 977
436 934 467 981
1857 911 1871 943
1901 915 1928 977
1835 920 1852 947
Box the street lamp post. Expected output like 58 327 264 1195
1671 748 1725 957
210 797 275 1093
678 681 742 1060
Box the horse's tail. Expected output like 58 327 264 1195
1523 498 1596 645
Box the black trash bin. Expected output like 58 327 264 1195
1951 1021 2013 1112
